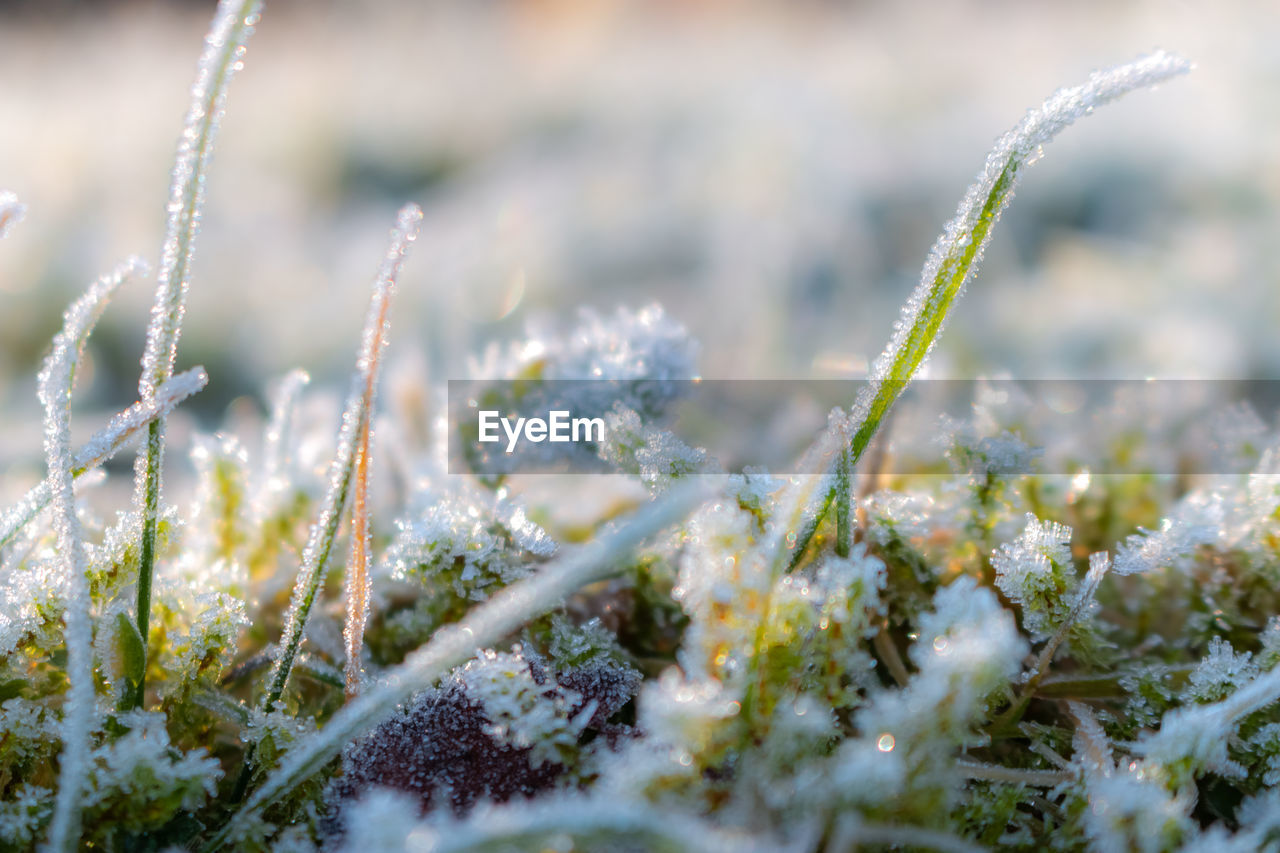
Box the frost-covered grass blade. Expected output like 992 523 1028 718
131 0 263 711
259 203 421 714
230 204 422 800
342 438 372 698
39 259 143 852
785 50 1191 568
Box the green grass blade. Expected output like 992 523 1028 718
784 51 1191 569
130 0 264 711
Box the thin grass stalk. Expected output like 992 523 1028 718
343 436 372 698
206 479 710 850
0 369 208 556
782 51 1191 570
131 0 263 711
260 203 420 714
41 259 142 852
229 205 421 800
834 443 853 559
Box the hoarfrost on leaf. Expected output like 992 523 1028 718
991 513 1077 638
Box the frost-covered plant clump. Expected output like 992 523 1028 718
9 4 1280 852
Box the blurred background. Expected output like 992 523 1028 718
0 0 1277 466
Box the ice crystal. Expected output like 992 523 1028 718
0 190 26 239
725 466 780 518
1113 498 1219 575
256 370 311 512
1137 665 1280 788
475 304 696 394
674 500 774 681
166 591 250 691
941 416 1042 480
1080 769 1194 853
861 489 937 546
335 788 422 852
0 556 69 659
1183 637 1258 704
863 578 1026 749
598 403 719 493
339 794 781 853
186 433 251 588
0 785 51 849
1207 401 1269 472
463 305 699 475
991 513 1077 638
81 711 223 835
381 485 556 645
456 650 590 766
633 669 743 758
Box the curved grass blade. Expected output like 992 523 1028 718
132 0 264 710
784 50 1191 569
40 259 142 851
206 479 709 850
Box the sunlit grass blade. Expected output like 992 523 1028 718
343 437 372 698
784 50 1191 568
228 205 421 801
39 259 141 852
131 0 263 711
0 369 209 555
207 479 709 850
259 202 420 715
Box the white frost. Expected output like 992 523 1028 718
40 259 144 852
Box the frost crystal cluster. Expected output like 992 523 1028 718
9 11 1277 853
